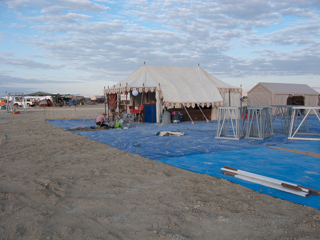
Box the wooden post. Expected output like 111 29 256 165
74 100 76 119
125 83 128 113
141 83 145 121
104 86 107 115
107 86 109 119
268 146 320 158
118 84 121 113
141 83 145 105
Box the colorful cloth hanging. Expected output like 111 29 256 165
108 94 117 109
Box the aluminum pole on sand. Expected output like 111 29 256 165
221 166 319 197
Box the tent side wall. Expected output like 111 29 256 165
247 84 272 106
270 93 318 107
217 87 242 107
210 89 241 120
273 94 288 105
272 93 318 115
305 95 319 106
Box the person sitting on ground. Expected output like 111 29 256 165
96 112 109 127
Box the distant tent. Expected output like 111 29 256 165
105 65 242 122
28 91 56 96
27 92 64 106
247 82 319 106
91 95 104 101
39 99 53 107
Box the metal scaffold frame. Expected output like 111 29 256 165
6 92 26 113
245 106 273 140
216 106 246 140
271 105 292 133
288 106 320 140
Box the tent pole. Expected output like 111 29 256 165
104 86 107 115
183 104 194 124
125 91 128 114
74 100 76 119
125 83 128 113
156 84 161 123
141 83 145 105
107 87 110 119
141 83 145 122
198 105 209 123
118 84 121 113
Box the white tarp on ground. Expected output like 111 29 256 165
247 82 319 106
106 65 241 108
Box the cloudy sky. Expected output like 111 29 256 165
1 0 319 97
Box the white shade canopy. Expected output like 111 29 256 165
106 65 241 108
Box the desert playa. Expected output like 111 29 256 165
1 106 320 240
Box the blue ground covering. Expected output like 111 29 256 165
46 117 320 209
159 141 320 209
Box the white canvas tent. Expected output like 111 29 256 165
105 65 241 123
247 82 319 107
91 95 104 101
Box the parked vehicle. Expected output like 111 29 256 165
13 98 35 107
13 101 23 107
25 98 36 107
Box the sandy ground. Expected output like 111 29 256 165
0 106 319 240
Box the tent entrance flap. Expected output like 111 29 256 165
292 96 305 106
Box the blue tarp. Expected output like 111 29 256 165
159 141 320 210
46 117 320 209
47 119 303 160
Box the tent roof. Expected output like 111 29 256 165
27 91 57 96
106 65 240 106
250 82 319 95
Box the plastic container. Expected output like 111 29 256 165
171 111 180 123
162 111 171 124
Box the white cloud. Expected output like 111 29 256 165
2 0 320 96
7 0 107 12
41 6 66 15
0 54 64 70
10 23 27 28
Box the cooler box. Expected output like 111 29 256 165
171 111 181 123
